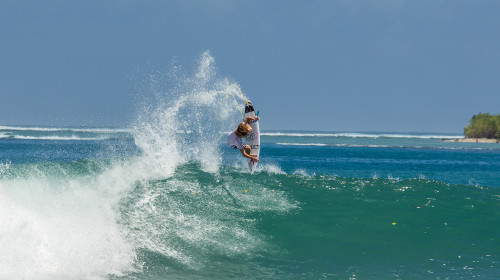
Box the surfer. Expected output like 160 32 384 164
227 116 260 162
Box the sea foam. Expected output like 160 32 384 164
0 52 246 279
0 52 295 279
0 162 136 279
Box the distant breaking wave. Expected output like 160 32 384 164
0 135 109 141
0 126 133 141
276 142 497 150
277 143 392 148
263 132 464 139
0 125 132 133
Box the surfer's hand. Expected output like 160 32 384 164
252 156 260 162
244 116 259 123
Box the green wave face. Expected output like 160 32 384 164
120 163 500 279
2 159 500 279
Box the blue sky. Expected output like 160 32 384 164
1 0 499 133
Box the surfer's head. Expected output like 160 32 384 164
235 123 252 138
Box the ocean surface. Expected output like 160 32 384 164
1 125 500 280
1 55 500 279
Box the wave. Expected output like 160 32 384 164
0 159 137 279
0 135 109 141
276 142 392 148
263 132 464 139
0 52 240 278
0 163 297 279
3 159 498 279
0 126 134 142
275 142 499 150
0 125 132 133
0 51 296 279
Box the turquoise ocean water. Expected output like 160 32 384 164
1 56 500 279
1 126 499 280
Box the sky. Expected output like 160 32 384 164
1 0 499 133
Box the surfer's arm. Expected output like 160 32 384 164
243 116 259 124
239 149 259 162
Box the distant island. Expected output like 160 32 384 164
443 113 500 143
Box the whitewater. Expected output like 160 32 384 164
1 52 500 279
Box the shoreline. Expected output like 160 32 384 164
442 138 500 143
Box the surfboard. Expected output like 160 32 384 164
244 101 260 173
